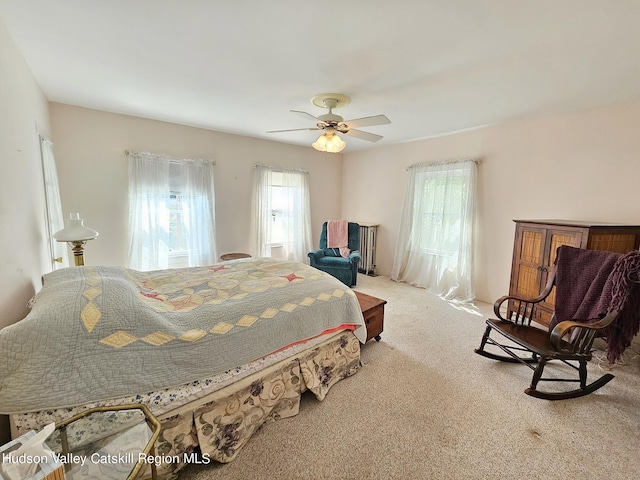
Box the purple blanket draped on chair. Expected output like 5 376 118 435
552 245 640 364
603 250 640 363
553 246 620 325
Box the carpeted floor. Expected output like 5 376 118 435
179 274 640 480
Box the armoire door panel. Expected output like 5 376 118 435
542 285 557 311
588 233 638 253
547 231 583 265
516 264 542 298
519 231 543 264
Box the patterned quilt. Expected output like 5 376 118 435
0 258 365 413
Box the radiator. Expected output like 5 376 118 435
358 223 378 275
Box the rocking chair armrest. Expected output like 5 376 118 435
549 310 620 352
493 294 544 320
492 269 557 320
493 295 515 320
549 320 595 351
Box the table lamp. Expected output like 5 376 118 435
54 213 99 266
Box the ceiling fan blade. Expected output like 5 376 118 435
343 129 383 142
342 114 391 129
266 127 322 133
290 110 322 122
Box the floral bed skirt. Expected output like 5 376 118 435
149 331 361 478
12 331 361 480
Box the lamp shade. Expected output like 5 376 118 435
54 213 99 242
312 132 346 153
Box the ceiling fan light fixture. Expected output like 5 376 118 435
267 93 389 149
312 132 345 153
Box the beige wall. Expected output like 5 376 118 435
0 19 52 443
342 99 640 303
49 104 344 266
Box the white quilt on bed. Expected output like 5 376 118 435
0 258 365 413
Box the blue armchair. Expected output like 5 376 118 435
308 222 360 286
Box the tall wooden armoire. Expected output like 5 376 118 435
508 219 640 326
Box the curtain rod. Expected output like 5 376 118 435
254 164 309 174
125 150 216 165
406 158 482 171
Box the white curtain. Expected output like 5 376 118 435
176 160 218 267
253 165 313 263
127 152 217 270
40 137 69 269
254 166 273 258
392 160 477 302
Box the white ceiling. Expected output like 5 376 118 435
2 1 640 151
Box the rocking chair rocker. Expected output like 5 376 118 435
475 268 620 400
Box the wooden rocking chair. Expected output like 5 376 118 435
475 269 619 400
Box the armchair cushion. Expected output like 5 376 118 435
308 248 326 261
312 251 360 268
308 222 361 286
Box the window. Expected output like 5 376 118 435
268 172 290 247
165 192 189 267
392 160 477 302
415 168 468 256
253 166 313 263
167 193 184 252
127 152 218 271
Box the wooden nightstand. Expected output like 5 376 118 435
354 291 386 342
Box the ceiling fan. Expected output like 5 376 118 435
266 93 391 152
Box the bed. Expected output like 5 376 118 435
0 257 366 479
